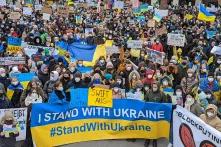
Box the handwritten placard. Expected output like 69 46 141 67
9 12 21 20
0 57 25 65
106 46 120 55
167 33 186 47
127 40 143 49
88 87 113 108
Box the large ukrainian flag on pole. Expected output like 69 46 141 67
197 4 216 22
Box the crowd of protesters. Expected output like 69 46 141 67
0 0 221 147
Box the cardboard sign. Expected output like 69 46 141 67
0 57 26 65
148 19 155 27
23 7 32 15
0 108 27 141
113 1 124 9
88 87 113 108
155 25 167 36
9 12 21 20
106 46 120 55
167 33 186 47
42 13 50 20
127 40 143 49
154 9 168 17
42 6 52 14
146 48 165 65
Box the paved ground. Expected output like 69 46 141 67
62 139 169 147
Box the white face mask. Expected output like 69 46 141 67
126 67 131 71
69 67 75 72
117 80 121 84
153 87 158 92
12 81 18 85
113 87 119 92
0 73 6 77
147 75 152 79
217 60 221 64
176 92 182 96
207 94 212 99
144 87 149 91
75 78 81 82
188 73 193 77
208 77 214 82
207 112 214 117
163 81 168 86
57 87 63 91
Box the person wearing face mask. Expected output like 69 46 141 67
48 81 68 104
37 64 50 86
144 82 167 147
68 62 79 78
82 73 92 87
204 90 217 106
151 39 164 52
129 70 141 90
95 56 106 71
112 83 124 99
114 76 125 89
181 68 198 94
0 67 10 90
161 76 174 100
184 93 203 117
199 73 219 93
142 69 155 86
20 80 45 107
43 71 59 96
172 85 184 106
200 104 221 132
70 72 84 89
7 77 24 108
89 73 103 86
0 84 12 109
60 71 73 102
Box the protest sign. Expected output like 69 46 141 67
24 45 57 57
167 33 186 47
155 25 167 36
211 46 221 55
35 4 43 10
154 9 168 17
127 40 143 49
42 13 50 20
130 49 140 58
0 108 27 141
9 12 21 20
173 106 221 147
0 57 25 65
147 19 155 27
31 99 172 147
7 36 22 53
146 48 165 65
70 88 88 107
113 1 124 9
0 0 6 6
106 46 119 55
23 7 32 15
206 30 216 39
42 6 52 14
88 87 113 108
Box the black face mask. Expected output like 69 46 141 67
5 120 13 125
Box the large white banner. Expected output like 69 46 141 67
167 33 186 47
173 106 221 147
0 108 27 141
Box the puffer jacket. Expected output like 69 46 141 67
200 104 221 132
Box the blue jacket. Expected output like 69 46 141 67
199 78 220 92
48 91 68 104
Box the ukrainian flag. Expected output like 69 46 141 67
198 4 216 22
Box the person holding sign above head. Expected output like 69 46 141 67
48 81 68 104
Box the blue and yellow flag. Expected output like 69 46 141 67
198 4 216 22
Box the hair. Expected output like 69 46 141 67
54 81 62 88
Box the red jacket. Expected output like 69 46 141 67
151 43 164 52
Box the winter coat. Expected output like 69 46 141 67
151 43 164 52
181 77 198 94
144 89 167 103
199 78 220 92
0 96 12 109
200 104 221 132
37 70 49 86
